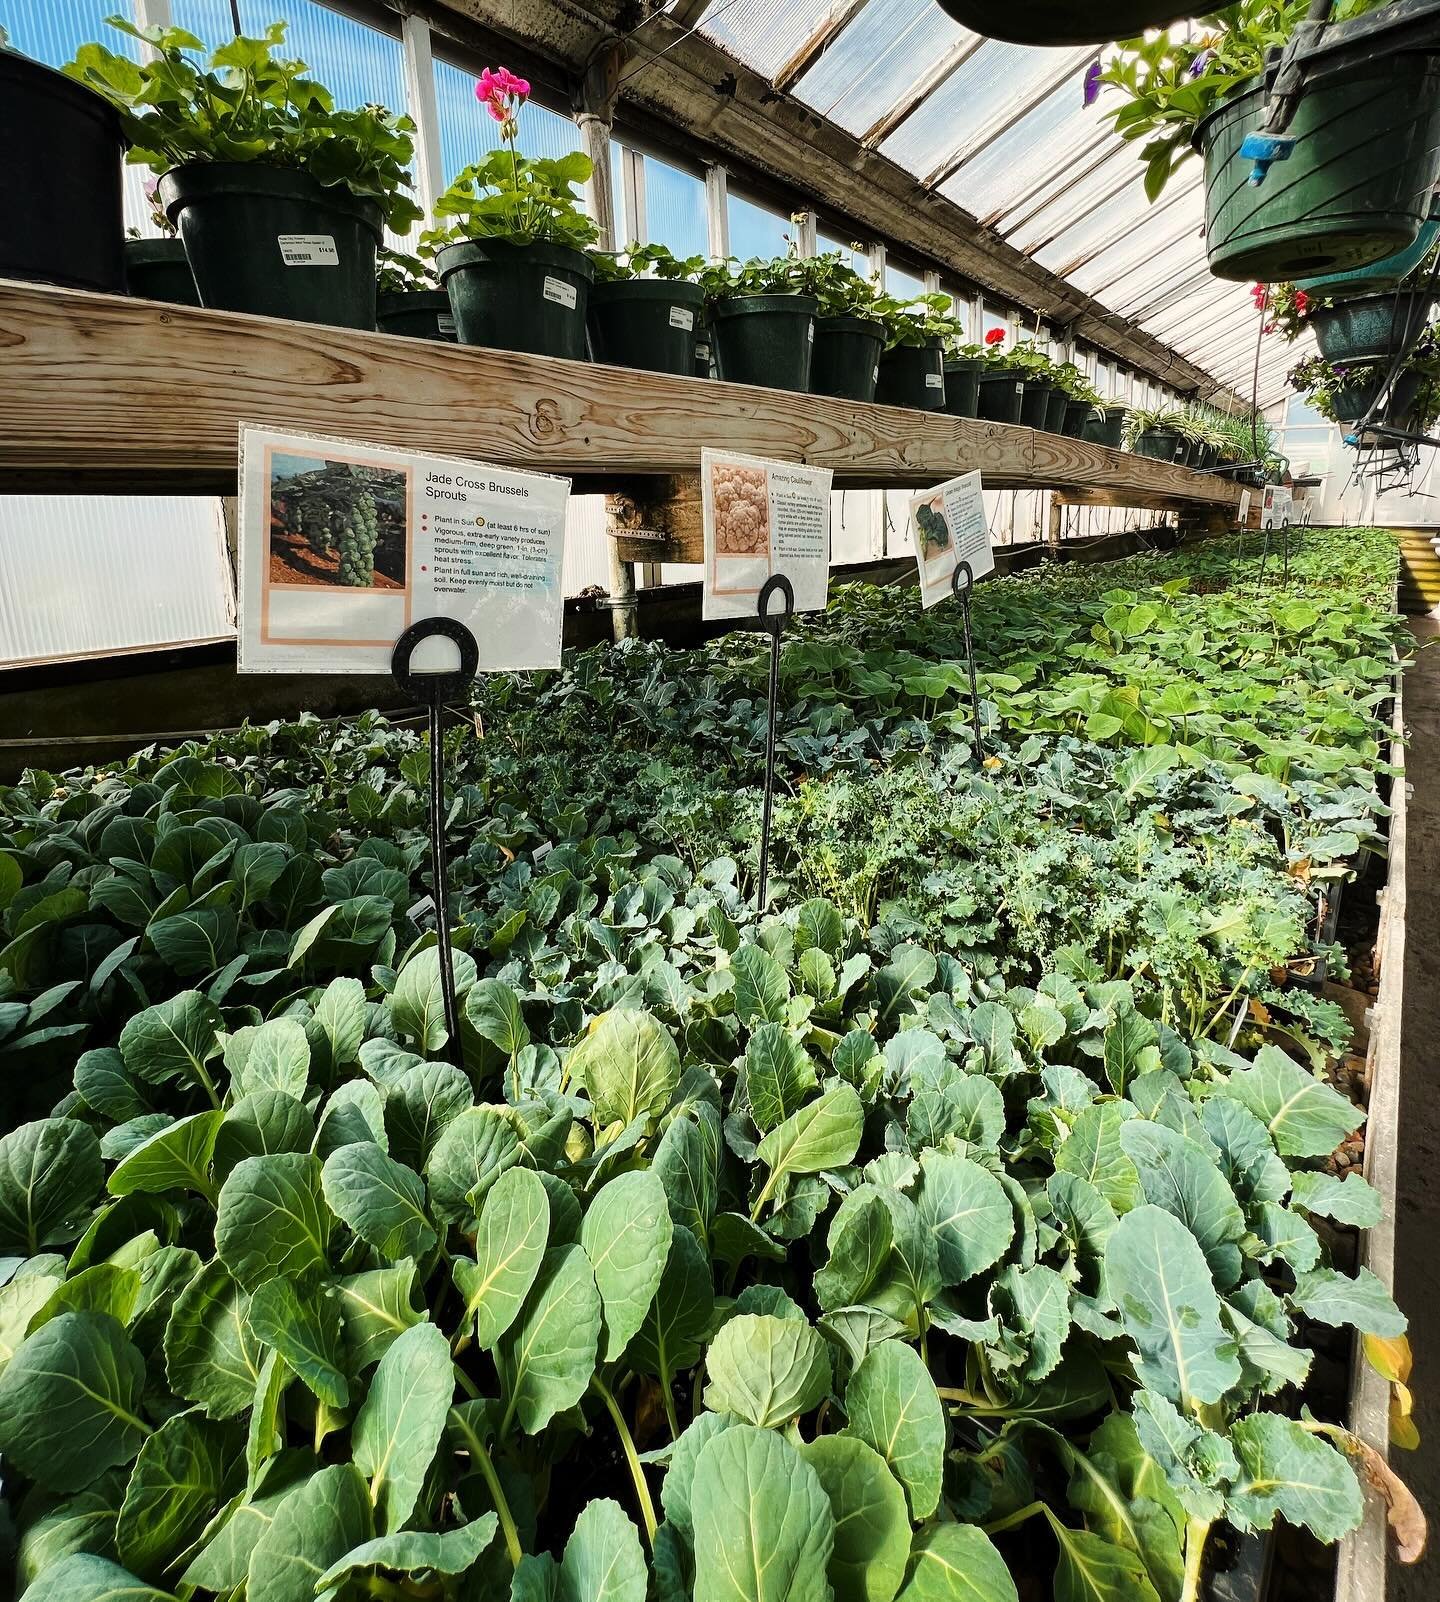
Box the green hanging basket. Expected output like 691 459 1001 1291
1196 55 1440 283
1309 287 1435 365
932 0 1192 45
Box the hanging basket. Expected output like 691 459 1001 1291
1298 197 1440 300
932 0 1192 45
1195 55 1440 283
1309 288 1435 365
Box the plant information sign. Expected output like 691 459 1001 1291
907 469 994 608
700 448 833 621
237 426 570 674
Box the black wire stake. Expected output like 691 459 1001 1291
1281 517 1292 587
755 574 794 913
391 617 480 1060
1258 522 1272 587
951 559 983 766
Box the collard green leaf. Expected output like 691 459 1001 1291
233 1018 309 1100
352 1320 453 1533
0 1119 102 1255
247 1464 374 1602
1118 1120 1245 1291
106 1111 221 1202
1055 1103 1140 1214
581 1170 673 1362
16 1554 174 1602
1198 1096 1290 1208
660 1412 739 1541
1217 1048 1363 1159
894 1523 1018 1602
1065 1411 1184 1601
392 948 464 1053
704 1313 830 1427
321 1143 435 1263
914 1152 1013 1287
800 1435 910 1602
455 1165 550 1351
754 1085 864 1212
315 1513 499 1592
212 1093 315 1181
497 1244 602 1436
118 991 222 1096
116 1411 240 1581
692 1425 834 1602
1226 1413 1363 1542
652 1105 720 1248
1106 1206 1240 1408
248 1275 349 1408
815 1186 894 1313
568 1010 680 1130
843 1340 944 1520
164 1259 264 1419
745 1025 817 1133
1048 1519 1161 1602
1129 1389 1238 1522
558 1498 647 1602
14 1469 126 1589
731 944 791 1026
332 1261 423 1370
214 1153 331 1291
1289 1266 1405 1336
386 1061 472 1170
73 1050 148 1124
424 1106 522 1226
988 1264 1070 1386
1288 1170 1383 1228
625 1224 714 1388
0 1313 148 1491
465 977 531 1058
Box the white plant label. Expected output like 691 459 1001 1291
701 448 833 622
1238 489 1253 526
277 234 339 267
237 425 570 675
1261 484 1293 528
907 469 994 610
669 305 696 331
543 276 578 310
437 313 456 334
925 371 944 390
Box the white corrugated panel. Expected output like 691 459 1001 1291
0 497 234 667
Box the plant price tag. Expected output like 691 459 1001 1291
236 424 571 675
277 234 339 267
700 448 833 622
907 469 994 609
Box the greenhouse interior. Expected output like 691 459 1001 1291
7 2 1440 1602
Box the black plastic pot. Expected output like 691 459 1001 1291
1061 399 1092 439
1135 428 1181 461
695 324 714 379
977 371 1025 424
588 278 705 376
437 237 592 360
876 340 946 410
711 294 817 391
810 315 885 402
1044 387 1069 434
1020 380 1054 428
1082 405 1128 449
1 50 125 293
123 238 199 307
158 163 381 329
942 358 984 419
377 290 456 342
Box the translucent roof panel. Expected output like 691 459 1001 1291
699 0 834 79
794 0 968 133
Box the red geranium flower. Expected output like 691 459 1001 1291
985 328 1006 346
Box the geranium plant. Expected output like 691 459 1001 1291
880 290 965 349
376 246 438 295
591 242 708 284
425 70 598 251
66 17 423 232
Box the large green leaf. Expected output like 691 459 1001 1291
1048 1518 1161 1602
315 1514 499 1593
843 1340 944 1520
321 1143 436 1263
731 944 791 1026
568 1010 680 1130
0 1119 102 1254
1105 1206 1240 1409
118 991 223 1097
392 948 466 1053
496 1244 601 1436
352 1320 453 1532
232 1018 309 1100
106 1111 221 1202
0 1313 148 1491
214 1153 331 1291
332 1261 423 1369
581 1170 672 1362
651 1106 720 1248
1055 1103 1140 1214
1288 1170 1382 1228
1226 1413 1363 1542
1216 1048 1363 1159
14 1469 126 1589
815 1186 894 1313
691 1425 834 1602
704 1313 830 1427
424 1106 522 1225
17 1554 174 1602
1289 1266 1405 1336
116 1411 240 1580
754 1086 864 1213
248 1275 349 1408
1118 1120 1245 1290
745 1024 816 1133
247 1464 375 1602
914 1152 1013 1286
894 1524 1018 1602
163 1259 264 1418
800 1435 910 1602
1066 1410 1185 1601
625 1223 714 1388
454 1164 549 1351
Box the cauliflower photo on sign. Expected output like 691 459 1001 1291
714 462 770 556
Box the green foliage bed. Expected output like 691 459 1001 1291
0 527 1411 1602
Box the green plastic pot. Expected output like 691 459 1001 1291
1135 428 1180 461
977 371 1025 424
123 238 198 307
1082 405 1128 449
1310 288 1434 365
1020 380 1053 428
1195 56 1440 282
436 238 592 360
1299 197 1440 299
1044 387 1070 434
942 358 984 419
588 278 704 375
876 340 946 410
158 163 381 328
810 315 885 402
377 290 456 342
1061 399 1092 439
1 50 125 294
711 294 817 391
1385 370 1429 428
1330 368 1398 422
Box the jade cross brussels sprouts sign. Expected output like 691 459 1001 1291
237 426 571 674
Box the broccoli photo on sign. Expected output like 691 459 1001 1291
269 459 409 590
915 500 952 562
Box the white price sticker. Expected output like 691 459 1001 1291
277 234 339 267
669 304 695 331
807 322 815 341
437 313 456 334
925 371 944 389
543 275 578 310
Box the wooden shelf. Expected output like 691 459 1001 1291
0 280 1242 507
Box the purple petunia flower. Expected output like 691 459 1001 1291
1189 47 1215 77
1083 59 1102 107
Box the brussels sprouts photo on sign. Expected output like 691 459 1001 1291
269 455 408 592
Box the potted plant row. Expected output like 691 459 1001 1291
1101 4 1440 282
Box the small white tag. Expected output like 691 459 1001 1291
543 275 578 309
437 313 456 334
669 304 695 331
277 233 338 266
807 322 815 341
925 371 944 389
873 365 880 384
696 343 711 359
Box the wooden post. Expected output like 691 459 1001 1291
606 476 705 565
1047 494 1062 554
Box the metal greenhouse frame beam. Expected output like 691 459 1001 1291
772 0 871 92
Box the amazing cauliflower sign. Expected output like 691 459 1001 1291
701 448 833 621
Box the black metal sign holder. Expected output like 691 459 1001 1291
951 559 983 766
1281 517 1292 586
391 617 480 1056
755 574 794 913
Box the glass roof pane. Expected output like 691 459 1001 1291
1002 146 1142 257
1065 186 1205 295
796 0 968 134
699 0 822 76
879 38 1044 176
